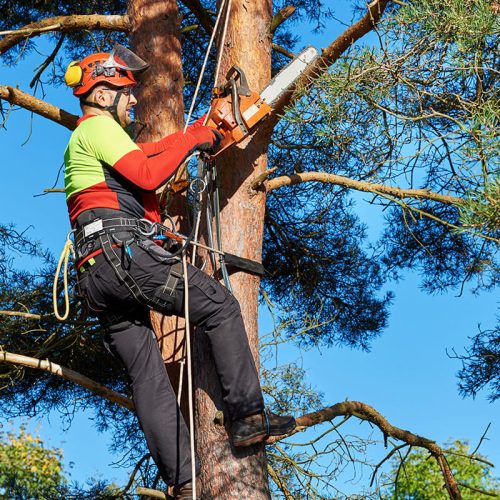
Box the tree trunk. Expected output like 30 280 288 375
193 0 273 498
129 0 191 418
130 0 273 497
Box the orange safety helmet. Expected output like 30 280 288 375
65 44 149 96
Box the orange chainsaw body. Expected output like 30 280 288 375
206 65 272 155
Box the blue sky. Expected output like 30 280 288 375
1 6 499 494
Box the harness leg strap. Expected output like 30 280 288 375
99 233 184 316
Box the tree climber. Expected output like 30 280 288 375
63 45 296 499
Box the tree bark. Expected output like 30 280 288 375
128 0 193 466
192 0 273 498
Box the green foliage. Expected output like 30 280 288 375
396 0 500 51
0 423 130 499
456 320 500 402
0 225 143 474
0 426 67 499
277 0 500 295
383 441 500 498
459 176 500 238
1 0 500 495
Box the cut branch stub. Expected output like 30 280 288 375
0 85 78 130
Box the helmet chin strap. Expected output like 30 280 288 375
82 88 126 126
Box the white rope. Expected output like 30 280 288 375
177 353 186 405
183 0 229 133
213 0 233 89
175 0 232 254
190 0 233 265
190 0 232 262
182 252 197 500
176 3 233 497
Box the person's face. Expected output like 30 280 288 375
92 86 137 128
114 87 137 128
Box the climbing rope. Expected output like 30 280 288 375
183 0 230 133
177 2 233 497
181 252 197 499
52 231 75 321
171 0 232 185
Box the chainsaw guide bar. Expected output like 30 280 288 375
207 46 319 156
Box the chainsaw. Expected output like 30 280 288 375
206 46 319 156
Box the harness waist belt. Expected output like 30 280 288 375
74 217 159 261
75 217 157 246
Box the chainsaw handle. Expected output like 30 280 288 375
226 65 251 97
229 79 249 136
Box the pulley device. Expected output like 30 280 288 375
206 46 319 156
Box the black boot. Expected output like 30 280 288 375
171 479 201 499
230 408 296 447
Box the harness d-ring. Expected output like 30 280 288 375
190 177 207 195
137 218 157 237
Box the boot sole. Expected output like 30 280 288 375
232 429 268 447
232 420 296 447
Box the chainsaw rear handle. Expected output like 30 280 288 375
229 78 249 136
226 65 251 97
206 64 273 156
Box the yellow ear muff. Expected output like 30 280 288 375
64 61 83 87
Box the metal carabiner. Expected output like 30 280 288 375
66 228 76 242
137 218 157 237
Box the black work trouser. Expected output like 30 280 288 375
77 237 264 486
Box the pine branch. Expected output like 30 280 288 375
179 0 214 34
0 14 130 55
0 350 134 411
270 6 297 35
272 43 295 59
253 170 465 206
30 34 66 89
0 85 78 130
268 400 462 499
266 0 391 128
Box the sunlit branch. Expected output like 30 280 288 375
0 15 129 55
254 170 465 206
385 194 499 244
0 310 43 320
272 43 295 59
268 400 461 499
135 487 166 499
122 453 151 494
0 85 78 130
267 463 295 499
0 310 97 326
0 350 134 411
270 6 297 35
